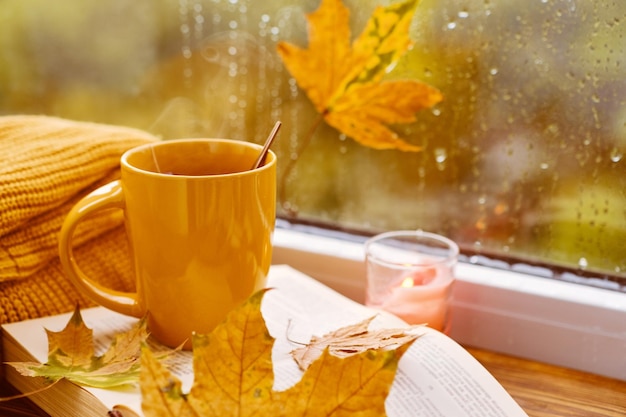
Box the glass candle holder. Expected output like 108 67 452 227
365 230 459 333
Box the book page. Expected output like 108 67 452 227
2 264 527 416
263 265 528 417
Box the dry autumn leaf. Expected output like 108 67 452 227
277 0 442 151
269 343 413 416
291 316 423 371
141 289 274 417
7 306 149 388
141 289 417 416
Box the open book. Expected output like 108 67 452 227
1 264 528 416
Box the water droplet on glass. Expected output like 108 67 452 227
434 148 447 163
578 257 588 269
489 68 499 75
447 21 457 30
228 62 238 77
458 10 469 18
540 162 549 170
610 148 622 162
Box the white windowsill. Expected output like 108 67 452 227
272 227 626 381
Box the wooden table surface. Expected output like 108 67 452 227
467 347 626 416
1 347 625 416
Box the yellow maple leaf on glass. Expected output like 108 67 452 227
277 0 442 152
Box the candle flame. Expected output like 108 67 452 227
400 277 414 288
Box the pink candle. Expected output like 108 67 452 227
365 231 459 334
379 269 453 331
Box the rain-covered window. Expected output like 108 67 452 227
1 0 625 289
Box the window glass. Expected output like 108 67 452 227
1 0 625 288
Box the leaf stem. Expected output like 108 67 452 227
0 378 61 402
284 319 309 346
279 112 326 216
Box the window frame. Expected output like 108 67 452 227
272 226 626 381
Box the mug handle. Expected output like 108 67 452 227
58 180 144 318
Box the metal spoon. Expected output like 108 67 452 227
252 121 281 169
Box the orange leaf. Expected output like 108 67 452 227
140 290 417 416
46 306 94 369
277 0 442 151
140 346 192 417
186 290 274 416
271 344 414 416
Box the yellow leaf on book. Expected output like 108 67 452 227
290 315 423 371
270 344 413 416
6 306 149 388
140 289 417 416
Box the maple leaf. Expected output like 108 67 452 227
269 344 413 416
141 289 272 416
7 306 149 388
291 316 423 371
141 289 417 416
277 0 442 151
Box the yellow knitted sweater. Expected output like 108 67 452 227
0 115 159 323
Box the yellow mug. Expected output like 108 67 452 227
58 139 276 348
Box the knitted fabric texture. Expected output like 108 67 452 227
0 115 159 323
